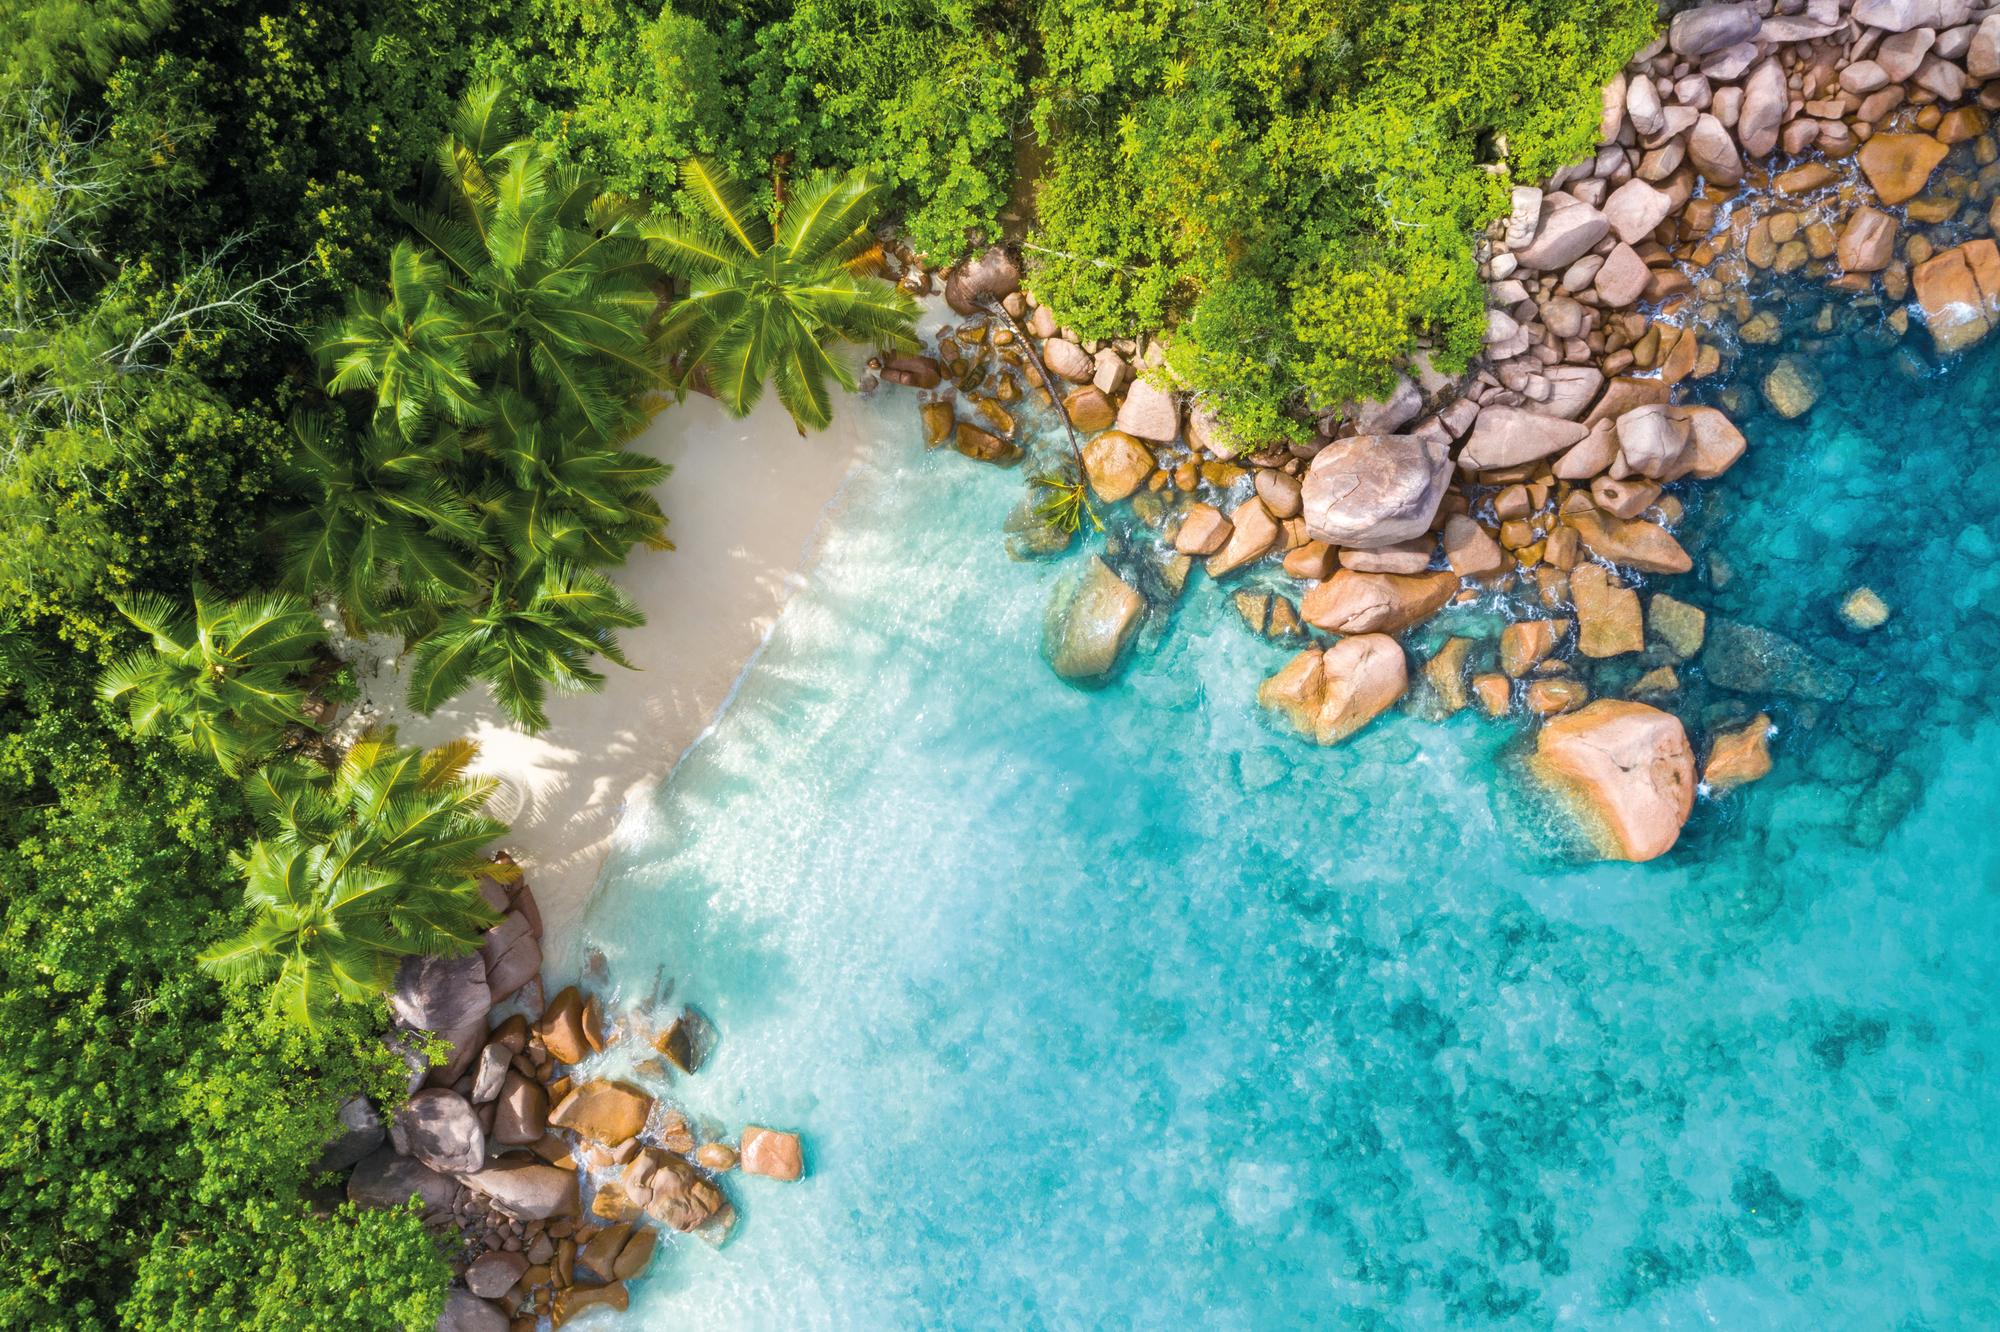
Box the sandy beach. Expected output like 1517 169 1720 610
345 387 881 953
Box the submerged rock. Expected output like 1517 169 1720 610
1044 557 1145 683
1840 587 1891 631
1533 700 1696 862
1704 714 1774 793
1761 356 1820 418
1703 620 1855 701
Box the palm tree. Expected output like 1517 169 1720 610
405 561 642 731
0 615 44 697
478 389 670 568
97 585 326 772
405 84 663 435
319 241 487 443
644 160 920 430
270 412 488 632
201 734 511 1028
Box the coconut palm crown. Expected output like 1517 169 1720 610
199 734 513 1028
644 160 919 431
97 585 326 773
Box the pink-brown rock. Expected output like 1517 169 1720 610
1441 515 1506 579
1857 133 1949 206
1080 430 1154 502
1207 497 1279 576
1458 407 1589 472
1603 179 1674 245
1042 338 1094 382
1533 701 1696 862
548 1079 653 1147
1613 404 1693 481
1677 406 1746 479
1737 59 1788 157
1300 433 1452 549
461 1162 581 1220
1113 378 1180 442
1914 239 2000 353
491 1072 549 1145
1566 509 1693 574
1174 504 1232 556
1704 713 1774 792
1688 115 1743 190
1258 636 1408 746
1838 207 1898 274
1593 242 1652 306
1300 570 1457 635
393 1089 485 1175
1515 199 1611 271
741 1126 804 1181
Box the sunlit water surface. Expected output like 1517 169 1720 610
568 327 2000 1329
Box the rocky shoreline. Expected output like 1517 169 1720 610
879 0 2000 864
332 863 802 1330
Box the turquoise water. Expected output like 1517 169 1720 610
572 328 2000 1328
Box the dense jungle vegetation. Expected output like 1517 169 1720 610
0 0 1650 1325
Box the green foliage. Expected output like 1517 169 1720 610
468 0 1026 257
304 85 669 716
407 561 644 730
0 699 438 1328
201 734 507 1027
645 159 918 428
97 584 327 773
1028 0 1655 444
128 1202 447 1332
271 412 487 632
1031 470 1101 536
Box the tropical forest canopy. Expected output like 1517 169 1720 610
0 0 1651 1326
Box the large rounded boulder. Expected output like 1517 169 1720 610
1257 635 1408 745
1533 700 1695 862
1044 557 1145 684
943 246 1021 315
1300 433 1451 549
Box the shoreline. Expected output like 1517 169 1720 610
343 386 880 957
888 0 2000 867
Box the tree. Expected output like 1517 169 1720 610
645 159 919 430
319 242 486 443
97 584 325 772
269 412 487 632
406 561 642 731
479 389 670 569
405 83 663 435
199 734 510 1028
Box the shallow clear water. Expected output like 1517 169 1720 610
572 329 2000 1329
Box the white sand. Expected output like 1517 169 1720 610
344 387 881 952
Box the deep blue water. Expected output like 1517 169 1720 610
563 321 2000 1328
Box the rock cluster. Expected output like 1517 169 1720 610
335 865 804 1330
886 0 1998 858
